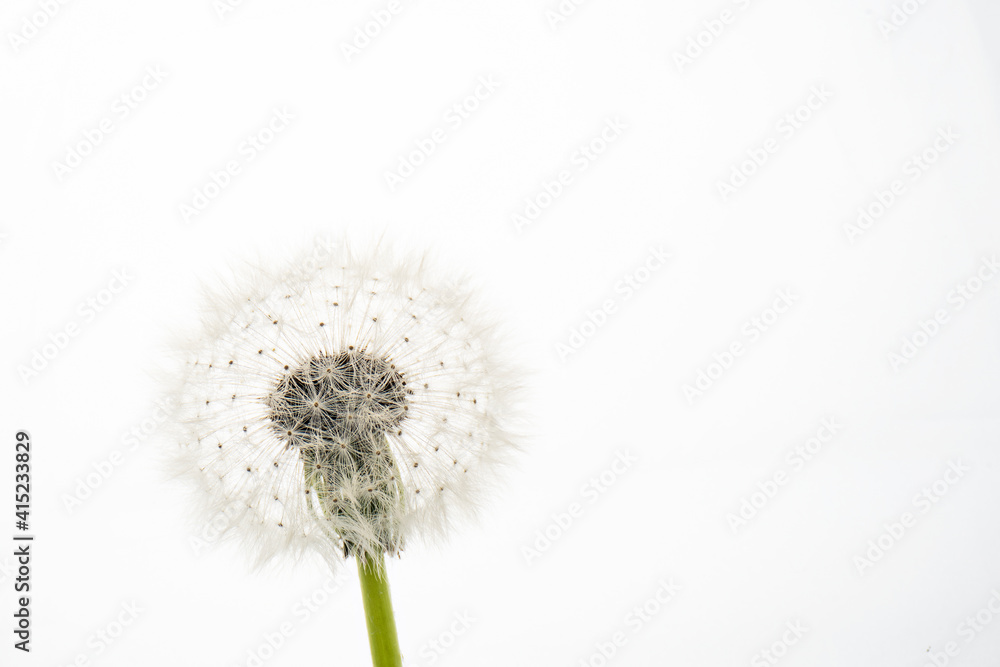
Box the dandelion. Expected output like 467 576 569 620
170 238 521 666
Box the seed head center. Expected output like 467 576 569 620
268 351 407 445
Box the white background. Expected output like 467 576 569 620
3 0 1000 665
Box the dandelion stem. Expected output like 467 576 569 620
357 552 402 667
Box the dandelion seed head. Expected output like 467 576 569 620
171 238 521 570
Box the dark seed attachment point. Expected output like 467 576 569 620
267 350 408 444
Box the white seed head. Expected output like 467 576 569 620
169 238 521 569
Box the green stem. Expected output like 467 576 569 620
357 552 402 667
